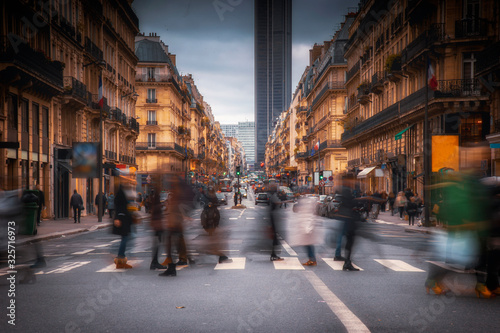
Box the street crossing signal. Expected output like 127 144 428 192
319 171 324 180
286 172 290 177
236 166 241 176
260 162 264 168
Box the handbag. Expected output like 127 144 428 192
79 204 85 211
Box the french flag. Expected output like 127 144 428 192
98 75 104 108
314 140 320 151
428 60 438 91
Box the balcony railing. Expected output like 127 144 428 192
146 120 158 125
146 98 157 103
312 81 345 109
346 60 360 83
136 142 186 153
0 36 64 88
455 18 488 39
84 37 103 62
434 79 484 98
401 24 445 65
63 76 87 101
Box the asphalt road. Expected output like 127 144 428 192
1 188 499 332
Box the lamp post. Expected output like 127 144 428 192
316 129 328 195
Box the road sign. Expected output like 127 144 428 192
328 176 333 181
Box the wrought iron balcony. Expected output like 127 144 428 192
357 84 371 104
146 120 158 125
146 98 157 103
84 37 103 62
401 24 445 65
63 76 87 102
371 72 385 94
346 60 360 83
455 18 488 39
434 79 484 98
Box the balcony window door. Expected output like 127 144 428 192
462 52 477 95
147 89 156 103
148 133 156 148
147 110 157 125
147 67 155 81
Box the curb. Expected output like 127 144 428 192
404 227 432 234
18 223 112 246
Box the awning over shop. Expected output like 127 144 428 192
284 166 297 171
357 166 376 179
395 125 413 140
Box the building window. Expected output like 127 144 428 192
32 103 39 136
147 67 155 81
147 110 157 125
147 89 156 103
7 94 18 130
42 107 49 138
148 133 156 148
21 99 29 133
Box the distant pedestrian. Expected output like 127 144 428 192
107 192 115 219
388 192 396 216
70 189 84 223
406 197 418 226
112 184 133 269
35 185 45 226
396 191 407 220
95 192 107 218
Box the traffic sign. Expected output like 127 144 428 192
328 176 333 181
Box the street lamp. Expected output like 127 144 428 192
316 128 328 195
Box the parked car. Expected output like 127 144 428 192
215 192 228 205
255 192 270 205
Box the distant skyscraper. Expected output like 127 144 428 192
254 0 292 167
220 124 239 138
238 121 255 167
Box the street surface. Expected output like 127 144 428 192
1 188 499 332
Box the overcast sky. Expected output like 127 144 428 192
133 0 359 124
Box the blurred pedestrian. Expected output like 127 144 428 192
70 189 83 223
380 190 388 212
149 186 166 270
406 197 418 226
112 184 133 269
35 185 45 226
107 192 115 219
269 191 284 261
395 191 407 220
95 191 107 219
388 192 396 216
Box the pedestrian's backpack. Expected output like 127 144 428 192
200 205 220 231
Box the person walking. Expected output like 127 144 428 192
395 191 407 220
95 192 107 218
406 197 418 226
112 184 133 269
70 189 84 223
149 186 167 270
388 192 396 216
35 185 45 226
107 192 115 219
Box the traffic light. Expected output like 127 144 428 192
286 172 290 177
236 166 241 176
319 171 323 180
260 162 264 168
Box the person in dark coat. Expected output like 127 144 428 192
95 192 107 218
70 189 84 223
112 185 133 269
406 197 418 226
35 185 45 226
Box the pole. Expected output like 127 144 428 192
98 71 103 222
423 57 431 227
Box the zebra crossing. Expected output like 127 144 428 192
0 256 429 276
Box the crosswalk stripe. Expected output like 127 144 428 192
322 258 363 271
214 257 246 270
95 244 111 248
45 261 91 274
279 237 297 256
229 217 238 220
374 259 425 272
272 257 304 270
97 260 144 272
72 249 95 255
111 239 121 243
245 217 255 219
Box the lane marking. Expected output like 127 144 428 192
97 260 144 272
303 271 370 333
322 258 363 271
272 257 304 270
374 259 425 272
229 218 238 220
246 217 255 220
111 239 121 243
72 249 95 255
279 237 298 256
45 261 91 274
95 244 112 248
214 257 246 270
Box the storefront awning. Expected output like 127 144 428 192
357 166 376 179
395 125 413 140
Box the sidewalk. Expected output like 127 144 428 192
17 210 149 246
372 210 445 235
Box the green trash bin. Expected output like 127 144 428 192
20 190 39 235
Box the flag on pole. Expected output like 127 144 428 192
98 75 104 108
314 140 320 151
428 60 438 91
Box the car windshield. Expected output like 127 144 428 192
216 193 225 199
258 194 267 199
